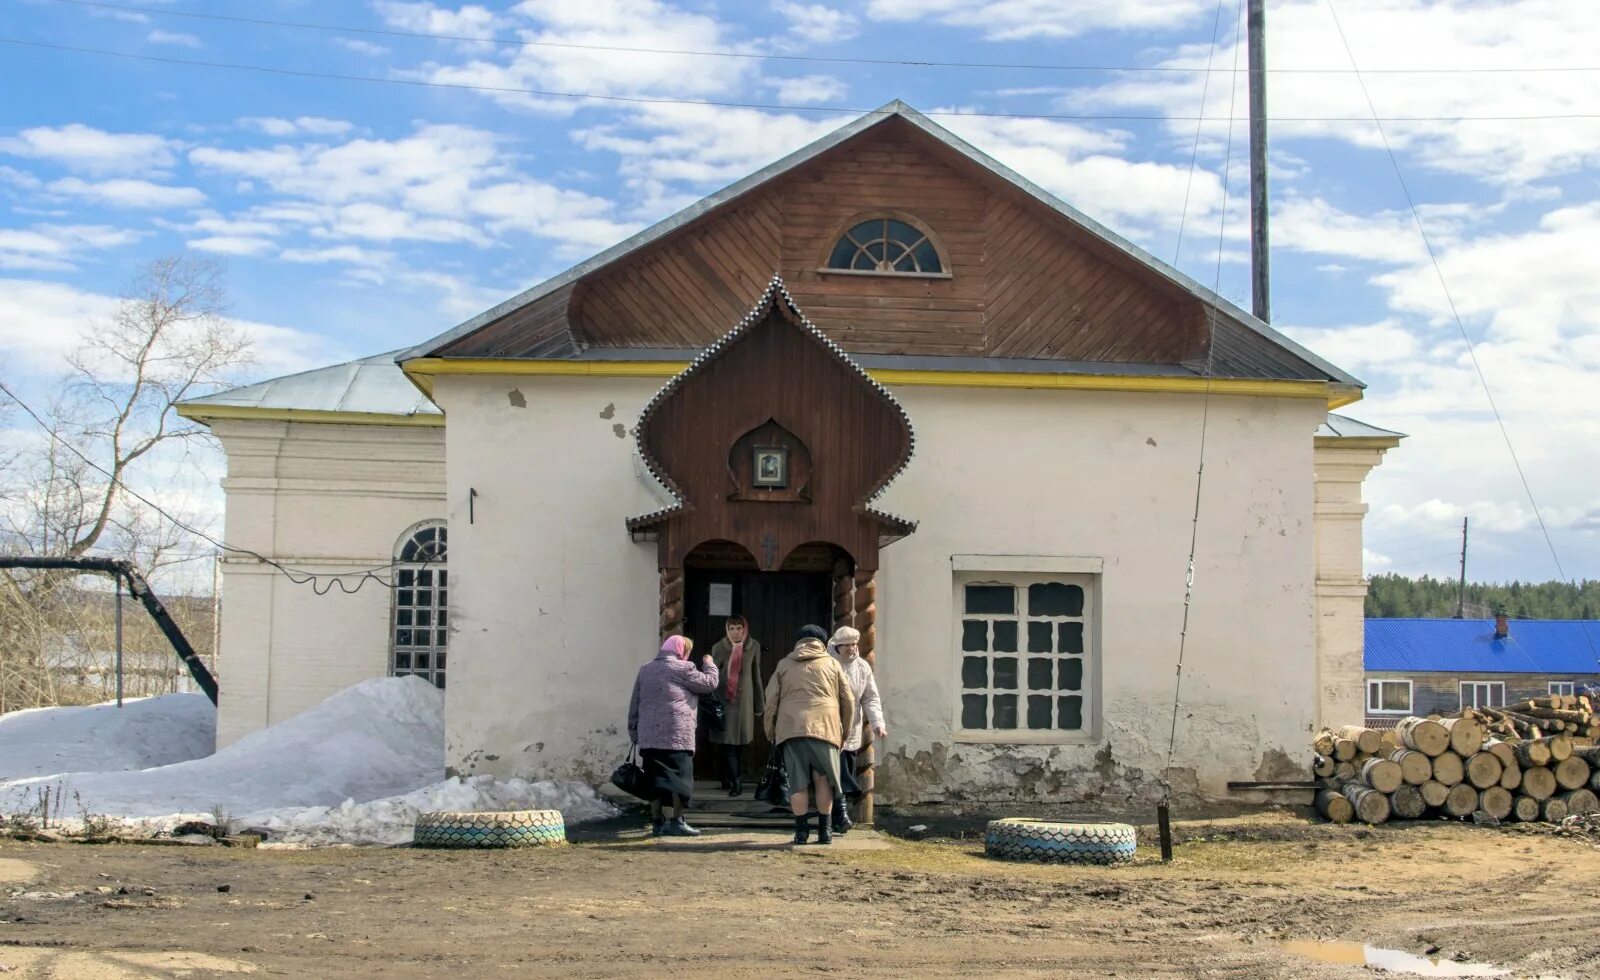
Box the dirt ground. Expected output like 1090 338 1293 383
2 811 1598 979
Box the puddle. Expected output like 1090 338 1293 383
1282 940 1509 976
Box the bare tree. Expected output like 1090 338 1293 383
0 255 252 711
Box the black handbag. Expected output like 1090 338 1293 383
699 693 726 734
610 744 652 801
754 750 789 807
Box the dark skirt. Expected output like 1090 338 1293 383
640 748 695 804
839 748 862 799
781 737 842 796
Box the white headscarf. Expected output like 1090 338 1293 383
827 626 861 659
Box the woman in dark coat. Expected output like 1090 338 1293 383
628 635 719 837
709 616 764 796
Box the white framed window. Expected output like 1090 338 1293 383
392 521 447 689
1549 681 1576 697
1367 679 1413 714
953 572 1096 743
1460 680 1505 710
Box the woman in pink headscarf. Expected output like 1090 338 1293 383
628 635 719 837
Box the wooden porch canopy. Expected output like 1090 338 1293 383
628 276 915 573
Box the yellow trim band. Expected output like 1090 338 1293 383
404 356 1355 405
176 404 444 427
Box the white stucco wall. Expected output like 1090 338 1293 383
210 419 446 747
434 373 1326 802
1313 440 1393 730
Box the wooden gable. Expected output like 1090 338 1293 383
630 278 914 572
437 116 1210 366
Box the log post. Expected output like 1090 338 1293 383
659 566 685 639
853 568 878 826
832 559 854 633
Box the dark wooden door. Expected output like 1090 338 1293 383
684 568 831 780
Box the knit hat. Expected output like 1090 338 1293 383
795 624 829 644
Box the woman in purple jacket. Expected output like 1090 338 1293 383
628 635 720 837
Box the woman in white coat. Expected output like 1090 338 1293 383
826 626 885 834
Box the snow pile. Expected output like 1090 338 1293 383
0 676 615 844
0 694 215 782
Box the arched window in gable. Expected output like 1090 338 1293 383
824 214 948 276
392 521 447 689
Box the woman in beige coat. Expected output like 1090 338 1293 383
763 624 856 844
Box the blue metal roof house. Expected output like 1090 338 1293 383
1364 616 1600 723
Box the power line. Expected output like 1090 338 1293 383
4 36 1599 123
48 0 1600 76
0 379 421 595
1324 0 1600 665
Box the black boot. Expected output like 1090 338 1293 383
664 815 701 837
791 814 811 845
831 798 853 835
727 746 744 797
816 815 833 845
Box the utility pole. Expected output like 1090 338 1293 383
1247 0 1271 322
1455 517 1469 619
114 577 124 707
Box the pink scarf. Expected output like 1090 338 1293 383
659 635 690 660
726 641 744 701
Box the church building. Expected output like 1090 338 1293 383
179 102 1401 806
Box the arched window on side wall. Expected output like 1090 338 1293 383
392 521 447 689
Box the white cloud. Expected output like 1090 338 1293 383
0 124 178 175
147 29 202 48
1074 0 1600 184
374 1 499 40
864 0 1211 41
0 224 144 272
1272 197 1427 265
763 74 850 104
774 2 860 44
47 177 206 209
278 245 392 266
336 37 392 57
314 203 488 244
240 117 355 137
188 235 276 256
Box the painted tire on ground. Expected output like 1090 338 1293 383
413 809 567 848
983 818 1137 865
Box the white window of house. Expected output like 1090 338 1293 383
1460 680 1505 710
1549 681 1576 697
1367 679 1413 714
954 572 1096 741
392 521 447 689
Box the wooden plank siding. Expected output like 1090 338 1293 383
439 118 1244 368
1364 670 1600 727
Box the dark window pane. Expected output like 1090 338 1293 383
992 621 1018 653
416 527 435 545
847 220 878 241
961 656 987 689
1027 621 1053 653
1059 622 1084 654
396 629 412 646
1028 658 1053 690
439 589 448 606
828 237 856 269
993 694 1018 729
1028 694 1052 729
398 590 414 607
851 250 876 271
992 657 1018 690
435 652 446 670
439 571 447 586
436 674 446 690
417 609 432 627
865 241 886 262
415 653 430 670
962 620 988 652
913 238 941 273
1058 695 1084 730
437 527 447 545
436 629 448 646
400 541 419 562
961 693 987 730
394 652 411 669
1030 582 1084 617
965 584 1014 615
885 219 921 245
417 570 432 587
438 610 448 627
399 569 414 587
1059 658 1083 691
892 252 915 272
397 609 413 627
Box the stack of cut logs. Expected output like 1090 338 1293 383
1314 696 1600 825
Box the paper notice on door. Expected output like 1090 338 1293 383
708 583 734 617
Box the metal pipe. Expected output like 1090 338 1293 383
115 576 124 708
1247 0 1271 323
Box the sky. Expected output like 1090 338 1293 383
0 0 1597 588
